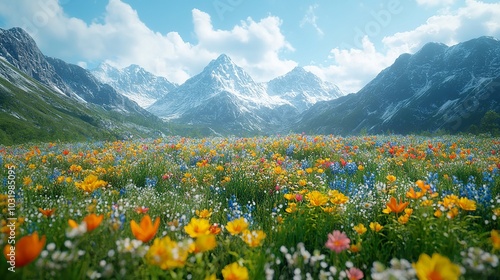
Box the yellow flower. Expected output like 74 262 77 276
386 174 397 183
69 164 82 173
222 262 249 280
226 217 249 235
434 209 442 218
75 174 107 192
241 229 266 247
196 209 213 219
328 190 349 204
457 197 476 211
353 223 367 235
184 218 211 238
369 222 383 232
420 199 433 207
446 207 459 219
283 193 295 201
322 206 336 213
440 195 459 209
298 179 307 187
130 215 160 243
146 236 189 270
23 177 32 186
273 165 284 175
357 165 364 171
193 234 217 253
285 203 297 214
306 190 328 207
413 253 461 280
398 213 410 224
205 274 217 280
216 165 225 171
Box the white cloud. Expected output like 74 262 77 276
300 5 324 37
308 0 500 93
384 0 500 52
306 36 401 94
0 0 295 84
191 9 296 82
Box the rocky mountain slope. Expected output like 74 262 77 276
295 36 500 134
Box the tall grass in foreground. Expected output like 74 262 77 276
1 134 499 279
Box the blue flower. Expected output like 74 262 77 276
145 177 157 188
286 144 295 157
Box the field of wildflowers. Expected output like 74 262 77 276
1 134 499 279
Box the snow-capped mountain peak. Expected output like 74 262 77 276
267 66 344 112
91 63 177 108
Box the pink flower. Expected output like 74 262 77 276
346 267 364 280
325 230 350 253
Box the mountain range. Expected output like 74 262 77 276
95 54 344 134
147 54 344 134
295 36 500 134
1 26 499 143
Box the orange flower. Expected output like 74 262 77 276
38 208 56 217
350 242 362 253
3 232 46 267
209 223 222 235
415 180 431 192
131 215 160 242
491 230 500 250
383 197 409 214
69 213 103 232
406 187 424 200
134 206 149 214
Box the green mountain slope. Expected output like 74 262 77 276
0 58 166 145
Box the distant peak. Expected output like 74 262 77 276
216 54 232 62
290 66 307 73
207 54 234 67
282 66 318 79
125 64 143 71
204 54 242 75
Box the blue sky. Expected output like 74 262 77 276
1 0 499 93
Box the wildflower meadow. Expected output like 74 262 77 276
1 134 499 279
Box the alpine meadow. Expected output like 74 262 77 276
1 1 500 279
